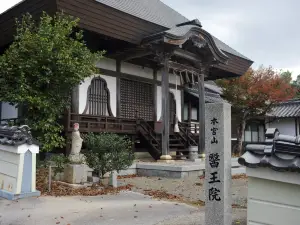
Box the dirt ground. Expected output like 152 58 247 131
119 175 248 207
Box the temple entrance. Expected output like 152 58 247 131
169 92 176 133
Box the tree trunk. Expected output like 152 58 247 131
236 118 246 156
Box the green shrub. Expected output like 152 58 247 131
50 154 70 175
83 133 134 178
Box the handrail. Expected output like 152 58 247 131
178 122 198 146
137 119 160 146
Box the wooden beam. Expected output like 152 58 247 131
122 51 152 61
173 49 202 63
168 61 204 77
98 68 184 90
161 55 170 156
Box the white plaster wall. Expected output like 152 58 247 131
157 70 181 85
157 86 182 122
78 74 117 116
0 150 21 194
266 118 296 136
247 176 300 225
121 62 153 79
96 58 116 71
1 102 18 120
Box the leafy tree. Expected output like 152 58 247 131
0 12 103 151
83 133 134 181
280 70 293 83
292 75 300 98
217 66 296 155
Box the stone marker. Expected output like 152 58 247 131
109 171 118 188
205 102 232 225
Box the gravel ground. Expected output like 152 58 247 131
120 176 248 207
155 208 247 225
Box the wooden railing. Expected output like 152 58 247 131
178 122 198 146
137 119 160 146
179 122 200 134
67 112 137 134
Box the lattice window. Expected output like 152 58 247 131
83 77 113 116
120 79 153 120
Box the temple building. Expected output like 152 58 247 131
0 0 253 160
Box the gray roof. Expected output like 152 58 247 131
266 99 300 118
0 125 33 146
165 25 250 60
95 0 188 28
96 0 250 61
185 85 225 103
239 128 300 172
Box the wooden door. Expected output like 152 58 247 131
120 79 154 120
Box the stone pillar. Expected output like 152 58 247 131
205 102 232 225
159 54 172 161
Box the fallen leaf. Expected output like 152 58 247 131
28 215 30 218
134 216 138 218
56 222 60 224
149 206 152 208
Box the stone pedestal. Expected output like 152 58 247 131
205 103 232 225
68 153 86 164
188 146 198 160
64 164 87 184
158 154 174 163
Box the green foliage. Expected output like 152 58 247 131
50 154 70 175
83 133 134 178
280 70 293 83
0 12 104 152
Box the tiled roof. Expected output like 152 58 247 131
185 85 225 103
239 128 300 172
266 99 300 118
165 25 250 60
95 0 250 61
95 0 188 28
0 125 33 146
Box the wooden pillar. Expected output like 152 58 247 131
198 73 205 156
188 98 192 124
160 55 171 160
153 69 158 121
181 87 185 122
116 60 121 117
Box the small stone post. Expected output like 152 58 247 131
205 102 232 225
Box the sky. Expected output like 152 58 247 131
1 0 300 79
